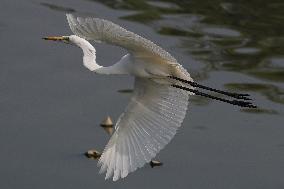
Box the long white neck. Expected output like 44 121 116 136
69 35 130 75
70 35 102 71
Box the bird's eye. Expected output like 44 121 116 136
62 37 70 43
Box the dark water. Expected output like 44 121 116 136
0 0 283 188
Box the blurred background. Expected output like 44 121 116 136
0 0 283 188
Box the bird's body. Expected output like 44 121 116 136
67 26 191 82
44 14 256 181
66 32 192 181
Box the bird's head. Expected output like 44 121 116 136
42 35 91 48
43 35 99 71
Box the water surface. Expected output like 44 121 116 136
0 0 283 188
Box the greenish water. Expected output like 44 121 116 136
1 0 284 188
92 0 284 112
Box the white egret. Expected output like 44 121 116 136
44 14 256 181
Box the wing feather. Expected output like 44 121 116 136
66 14 195 81
98 78 190 181
128 128 144 168
66 14 177 63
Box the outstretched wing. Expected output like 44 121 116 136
98 78 189 181
66 14 177 64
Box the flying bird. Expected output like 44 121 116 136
43 14 256 181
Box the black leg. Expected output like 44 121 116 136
169 76 251 100
172 84 257 108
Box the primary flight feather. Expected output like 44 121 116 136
43 14 256 181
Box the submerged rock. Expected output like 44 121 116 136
100 116 114 127
84 149 101 160
150 160 163 168
102 126 114 135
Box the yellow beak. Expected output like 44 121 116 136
42 36 65 41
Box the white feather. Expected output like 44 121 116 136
65 14 194 181
98 78 189 180
66 14 177 63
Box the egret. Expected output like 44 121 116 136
43 14 256 181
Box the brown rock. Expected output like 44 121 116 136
100 116 113 127
150 160 163 168
84 149 101 160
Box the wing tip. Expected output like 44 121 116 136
66 13 74 22
66 13 77 34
